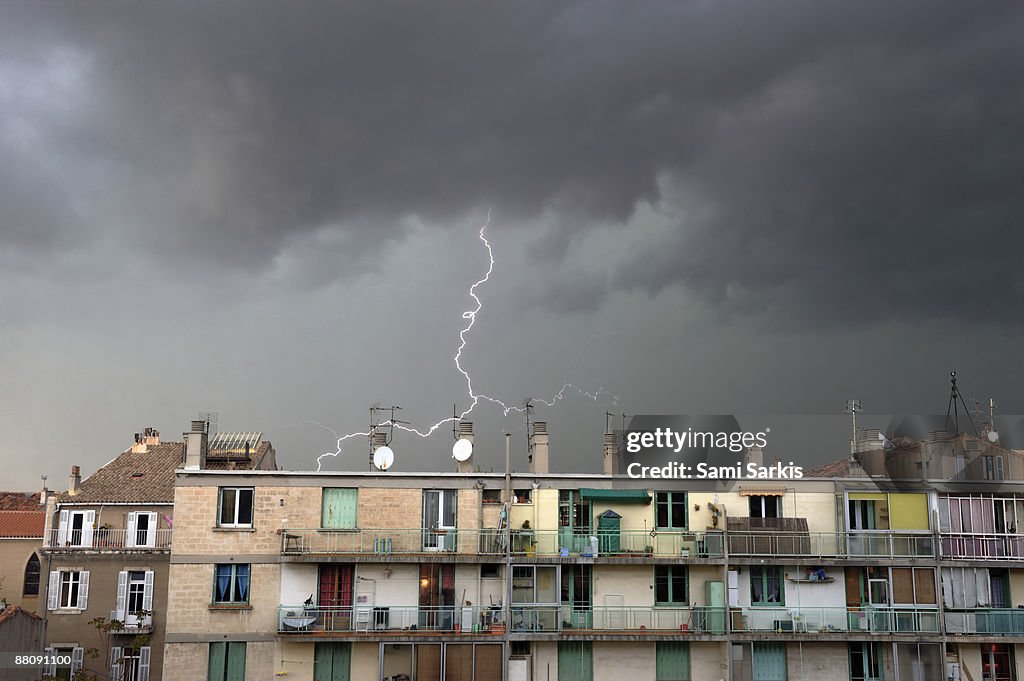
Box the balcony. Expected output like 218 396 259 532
945 609 1024 636
726 531 935 560
729 606 940 634
277 605 505 636
508 529 725 559
45 528 172 551
280 528 506 556
940 533 1024 561
108 611 154 633
508 605 725 634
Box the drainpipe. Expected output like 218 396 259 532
504 433 511 503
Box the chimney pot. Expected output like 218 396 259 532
183 419 208 470
68 466 81 496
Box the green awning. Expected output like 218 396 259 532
578 488 651 504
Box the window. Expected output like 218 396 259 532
115 570 154 627
982 643 1014 681
127 512 157 547
655 566 688 605
44 647 83 680
481 564 501 579
218 488 254 527
513 489 532 503
57 509 95 547
849 643 882 681
110 646 151 681
985 456 1005 481
321 488 358 529
510 641 531 657
481 489 501 504
656 641 690 681
656 492 687 529
422 490 457 551
47 570 89 610
213 564 250 604
891 567 936 606
749 495 781 518
23 553 40 596
208 641 246 681
750 566 783 605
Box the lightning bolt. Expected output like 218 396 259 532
316 209 618 470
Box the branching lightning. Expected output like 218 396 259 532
315 209 618 470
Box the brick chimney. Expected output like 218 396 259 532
528 422 549 474
68 465 81 496
456 421 474 473
183 420 208 470
603 433 618 475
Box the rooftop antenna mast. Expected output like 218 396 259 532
944 371 978 436
523 399 534 451
368 404 409 468
845 400 861 456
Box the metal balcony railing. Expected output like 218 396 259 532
508 529 725 559
45 529 172 550
944 609 1024 635
277 605 505 634
940 534 1024 561
508 605 725 634
280 528 508 555
730 606 940 634
108 611 153 631
726 531 935 559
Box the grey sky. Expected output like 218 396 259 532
1 2 1022 489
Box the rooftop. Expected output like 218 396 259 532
0 510 45 539
57 442 185 504
0 491 41 511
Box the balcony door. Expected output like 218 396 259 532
423 490 457 551
318 565 353 631
419 564 455 630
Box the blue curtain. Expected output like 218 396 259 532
235 565 250 602
215 565 232 601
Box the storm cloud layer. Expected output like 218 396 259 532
1 2 1022 487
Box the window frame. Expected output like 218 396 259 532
321 487 358 529
655 565 689 605
218 488 254 528
655 492 688 530
59 570 84 609
23 552 40 596
212 564 251 605
749 495 781 519
749 566 784 605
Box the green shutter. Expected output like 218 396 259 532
558 642 592 681
314 642 351 681
656 642 690 681
322 489 358 529
226 642 246 681
752 643 787 681
208 643 226 681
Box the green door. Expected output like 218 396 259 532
314 642 351 681
752 642 787 681
558 642 592 681
656 641 690 681
597 511 621 554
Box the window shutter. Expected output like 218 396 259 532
72 647 84 674
143 571 155 611
115 571 128 618
78 571 90 610
139 646 151 681
127 513 137 548
208 642 227 681
82 510 96 547
110 646 123 681
47 571 60 610
57 509 69 545
146 512 158 546
44 647 56 677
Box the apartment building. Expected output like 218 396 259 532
41 423 276 681
162 422 1024 681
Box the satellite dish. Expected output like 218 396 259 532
452 438 473 462
988 430 1000 443
372 446 395 471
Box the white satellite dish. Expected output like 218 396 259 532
988 430 1000 443
452 438 473 462
372 445 395 471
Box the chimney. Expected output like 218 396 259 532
369 432 388 467
68 465 81 496
603 433 618 475
143 427 160 446
457 421 474 473
528 421 549 474
183 420 208 470
40 475 48 506
745 446 764 468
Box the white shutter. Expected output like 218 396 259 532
47 571 60 610
72 647 84 673
44 647 56 677
143 570 155 612
146 512 158 546
110 646 123 681
115 570 128 618
138 646 151 681
57 509 69 545
78 571 90 610
127 512 137 548
82 510 96 547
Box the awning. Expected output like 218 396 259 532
578 488 651 504
739 487 786 496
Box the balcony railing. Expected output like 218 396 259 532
280 528 507 555
727 531 935 559
108 611 153 632
945 609 1024 635
45 529 172 550
730 606 940 634
508 529 725 559
508 605 725 634
277 605 505 634
940 534 1024 561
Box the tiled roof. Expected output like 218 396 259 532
0 510 45 538
56 442 185 504
803 457 868 478
0 492 41 510
0 605 43 625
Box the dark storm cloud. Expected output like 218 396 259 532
1 1 1022 322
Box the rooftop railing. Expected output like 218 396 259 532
45 528 172 550
726 531 935 559
730 606 940 634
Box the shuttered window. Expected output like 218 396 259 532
557 642 592 681
209 642 246 681
656 642 690 681
321 488 358 529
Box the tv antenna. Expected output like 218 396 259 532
368 404 408 469
845 400 861 455
523 398 534 451
944 371 978 436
